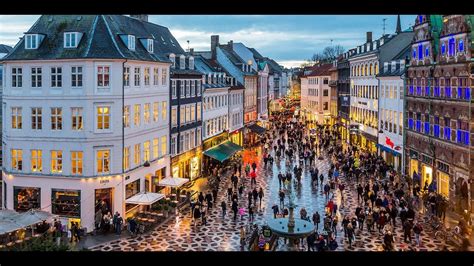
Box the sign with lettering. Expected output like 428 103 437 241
99 179 110 185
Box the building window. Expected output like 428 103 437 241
161 68 167 86
51 107 62 130
191 104 195 122
64 32 78 48
134 67 141 86
448 37 455 57
185 80 190 97
196 128 201 145
25 34 39 49
161 136 167 157
172 80 177 99
186 105 191 122
323 102 328 110
134 144 141 165
11 149 23 171
153 68 159 86
71 107 83 130
457 120 469 145
418 44 423 60
144 103 151 124
434 116 440 138
134 104 140 126
441 42 446 55
51 189 81 218
171 106 177 126
31 67 42 87
152 102 159 122
71 66 83 87
51 67 62 87
191 80 195 97
143 141 150 162
171 135 177 155
11 67 23 87
97 66 110 88
147 39 154 53
123 147 130 170
323 89 329 97
128 35 135 50
51 150 63 173
123 67 130 86
153 138 159 159
180 106 185 124
31 107 42 130
459 39 464 52
180 80 185 98
197 80 201 96
11 107 22 129
144 67 150 86
179 134 184 153
161 101 167 121
196 104 201 121
97 106 110 130
424 114 430 134
31 150 42 172
123 105 130 128
444 117 451 141
96 150 110 174
71 151 83 175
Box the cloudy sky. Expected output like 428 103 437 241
0 15 416 68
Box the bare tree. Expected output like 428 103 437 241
309 45 345 63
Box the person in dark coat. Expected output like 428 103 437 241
231 200 238 221
252 188 259 205
258 188 264 209
221 201 227 218
272 204 279 218
212 188 218 204
198 192 205 207
403 219 413 243
313 212 321 231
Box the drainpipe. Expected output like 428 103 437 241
121 59 128 218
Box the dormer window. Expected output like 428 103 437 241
25 34 40 49
188 56 194 70
179 55 185 70
128 35 135 51
147 39 153 53
169 54 176 68
64 32 81 48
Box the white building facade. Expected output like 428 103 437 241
1 15 172 232
377 60 406 172
300 64 333 124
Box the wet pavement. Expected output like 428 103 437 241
89 122 460 252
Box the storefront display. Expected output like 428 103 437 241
153 168 166 193
95 188 113 215
438 171 450 198
422 164 433 189
126 179 140 199
51 189 81 218
13 186 40 212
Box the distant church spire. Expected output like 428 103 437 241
396 14 402 34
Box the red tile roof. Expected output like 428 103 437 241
303 63 333 77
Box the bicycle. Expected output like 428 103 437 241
435 226 462 247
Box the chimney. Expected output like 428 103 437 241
228 40 233 50
211 35 219 60
130 15 148 22
189 48 194 55
395 14 402 34
366 32 372 43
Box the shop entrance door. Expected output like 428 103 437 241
422 165 433 191
95 188 113 215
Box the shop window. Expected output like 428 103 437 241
14 186 40 212
125 179 140 199
51 189 81 218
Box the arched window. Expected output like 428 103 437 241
189 56 194 70
370 63 374 76
448 38 455 57
459 39 464 52
179 55 185 69
425 46 430 57
364 64 368 76
412 48 417 59
375 63 379 75
441 42 446 55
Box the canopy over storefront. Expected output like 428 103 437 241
203 140 243 162
247 124 266 135
125 192 165 205
376 144 402 157
0 209 56 235
158 177 189 187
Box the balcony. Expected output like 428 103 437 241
329 80 337 87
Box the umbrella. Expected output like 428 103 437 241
0 220 23 235
0 209 20 221
125 192 165 205
14 209 56 227
158 177 189 188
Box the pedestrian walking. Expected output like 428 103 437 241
221 201 227 218
312 212 321 231
232 200 238 221
258 187 264 210
413 221 423 247
272 204 279 219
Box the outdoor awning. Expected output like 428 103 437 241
158 177 189 187
247 124 266 135
376 144 401 157
203 140 243 162
126 192 165 205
